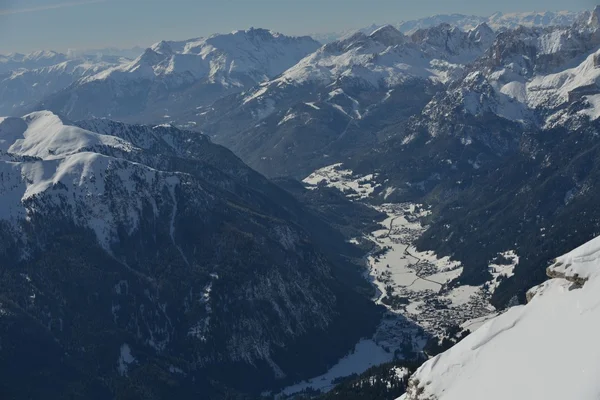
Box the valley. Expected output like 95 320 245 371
278 165 518 397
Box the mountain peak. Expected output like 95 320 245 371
135 47 166 68
229 27 283 42
369 25 406 46
469 22 495 43
323 31 370 53
150 40 174 55
24 50 63 61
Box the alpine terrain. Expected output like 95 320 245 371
2 4 600 400
0 111 382 399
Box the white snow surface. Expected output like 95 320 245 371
1 111 133 159
527 48 600 109
401 235 600 400
487 250 519 293
549 235 600 281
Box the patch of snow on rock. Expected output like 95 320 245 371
117 344 136 376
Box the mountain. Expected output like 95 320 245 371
0 50 68 74
198 23 495 178
486 10 584 31
0 111 382 398
400 10 582 33
0 56 121 117
330 6 600 308
400 234 600 400
396 14 487 34
439 10 600 128
311 10 582 44
36 29 320 123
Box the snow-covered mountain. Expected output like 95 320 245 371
273 23 493 88
0 57 120 116
422 6 600 131
83 28 320 87
486 10 583 30
311 10 582 43
398 10 582 33
197 23 495 178
0 50 69 74
400 234 600 400
37 29 320 122
0 110 381 398
4 7 600 400
303 26 484 86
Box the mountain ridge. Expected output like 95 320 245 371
310 10 583 43
0 110 383 398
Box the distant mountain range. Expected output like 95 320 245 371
310 10 583 43
0 10 583 121
32 29 320 124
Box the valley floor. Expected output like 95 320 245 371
278 165 518 397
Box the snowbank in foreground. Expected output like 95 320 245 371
400 235 600 400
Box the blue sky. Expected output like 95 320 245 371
0 0 596 53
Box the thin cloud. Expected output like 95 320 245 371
0 0 107 16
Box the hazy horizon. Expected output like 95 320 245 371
0 0 597 54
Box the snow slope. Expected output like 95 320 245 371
0 111 133 158
0 111 182 250
400 235 600 400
